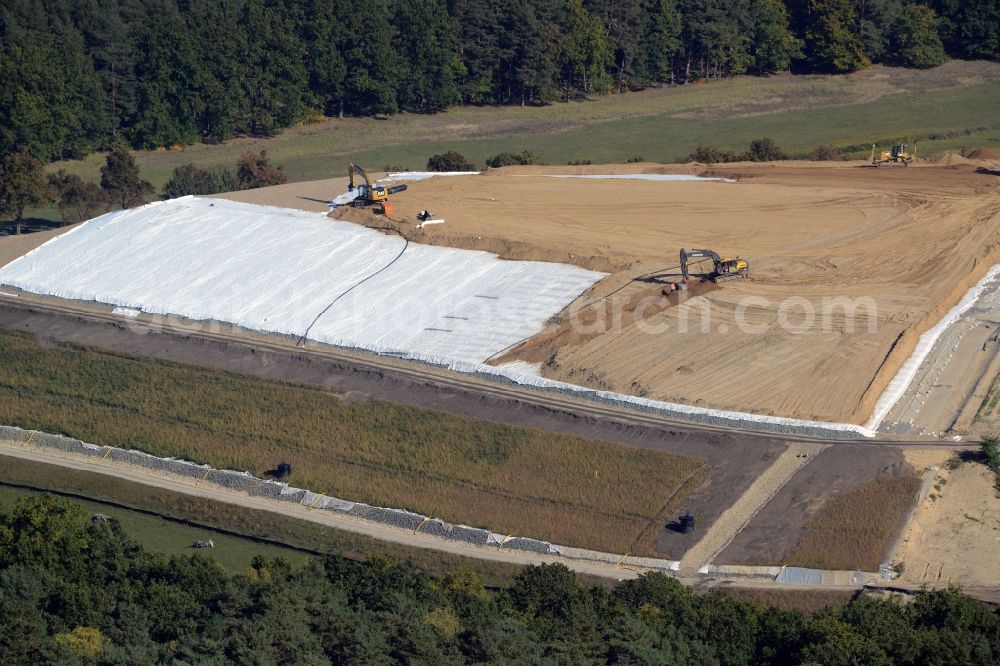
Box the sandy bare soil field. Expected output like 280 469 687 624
896 461 1000 588
320 160 997 425
0 224 78 269
11 159 996 426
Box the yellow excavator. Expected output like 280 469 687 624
680 248 749 282
347 163 407 209
870 144 916 167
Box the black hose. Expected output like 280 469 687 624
297 224 409 347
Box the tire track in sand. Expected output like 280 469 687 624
678 443 826 575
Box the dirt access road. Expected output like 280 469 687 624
0 444 642 580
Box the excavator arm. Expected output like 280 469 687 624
679 248 722 280
345 163 408 208
348 162 375 192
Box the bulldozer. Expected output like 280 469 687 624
870 143 915 167
347 163 408 211
680 248 749 282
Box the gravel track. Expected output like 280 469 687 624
0 437 648 579
678 444 825 575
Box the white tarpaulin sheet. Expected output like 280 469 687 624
865 264 1000 430
0 197 603 364
544 174 736 182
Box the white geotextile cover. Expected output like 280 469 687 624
0 197 603 364
544 174 736 182
865 264 1000 430
468 360 878 438
386 171 479 181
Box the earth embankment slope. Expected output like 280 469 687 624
380 162 1000 424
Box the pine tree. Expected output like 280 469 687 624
0 33 97 161
447 0 504 104
238 0 310 135
75 0 140 141
304 0 349 118
646 0 683 84
339 3 401 115
853 0 903 64
558 0 612 98
188 0 244 141
129 7 204 148
498 0 559 105
100 148 153 209
931 0 1000 60
750 0 803 72
584 0 649 92
678 0 753 80
393 0 464 112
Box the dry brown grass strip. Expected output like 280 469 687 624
709 587 856 615
0 329 706 553
785 475 921 571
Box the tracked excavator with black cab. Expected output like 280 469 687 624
680 248 749 282
347 163 408 212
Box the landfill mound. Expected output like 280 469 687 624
0 197 603 365
371 163 1000 424
202 162 1000 425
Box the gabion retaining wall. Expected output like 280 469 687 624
0 425 890 583
0 425 680 571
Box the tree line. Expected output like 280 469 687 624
1 0 997 162
1 494 999 665
0 148 287 233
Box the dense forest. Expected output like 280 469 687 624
1 494 999 664
0 0 997 161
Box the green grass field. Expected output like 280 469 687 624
41 61 1000 193
0 329 707 553
0 484 312 574
0 456 538 586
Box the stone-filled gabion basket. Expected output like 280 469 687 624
2 425 685 571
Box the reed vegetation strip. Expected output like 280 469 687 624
785 475 922 571
0 329 705 552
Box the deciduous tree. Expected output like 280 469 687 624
48 170 108 224
891 4 947 68
805 0 870 72
426 151 476 171
0 151 49 234
236 151 288 190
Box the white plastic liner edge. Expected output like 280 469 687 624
385 171 480 181
447 359 878 438
544 174 737 183
865 263 1000 431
